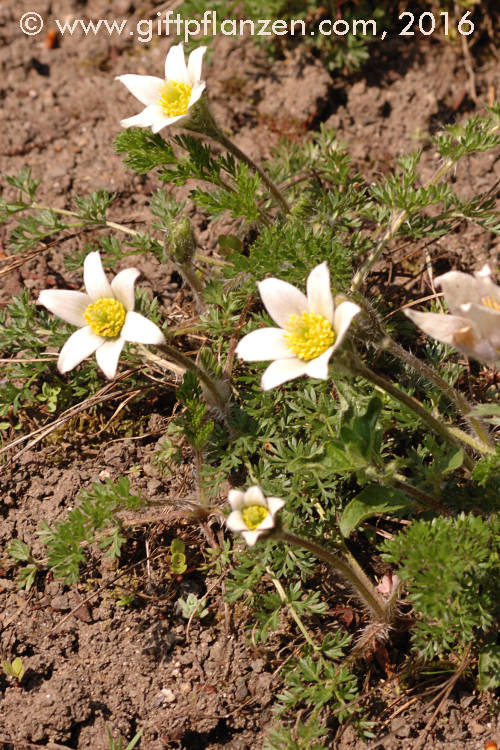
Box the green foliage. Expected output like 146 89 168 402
105 726 143 750
177 593 209 619
170 538 188 575
381 513 500 658
1 657 25 683
38 478 143 584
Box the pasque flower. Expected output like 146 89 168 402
226 486 285 547
116 43 206 133
405 264 500 365
235 263 361 389
38 252 165 378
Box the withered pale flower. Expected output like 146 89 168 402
116 43 206 133
226 486 285 547
405 264 500 365
38 252 165 379
235 263 361 389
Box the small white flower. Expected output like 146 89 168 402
226 486 285 547
235 263 361 390
116 43 206 133
38 251 165 379
405 264 500 365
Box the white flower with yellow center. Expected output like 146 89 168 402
235 263 361 390
405 264 500 365
226 486 285 547
116 43 206 133
38 251 165 379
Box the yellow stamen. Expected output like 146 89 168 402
158 80 192 117
284 311 335 361
481 295 500 312
84 298 126 338
242 505 268 530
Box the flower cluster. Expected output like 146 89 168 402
405 264 500 365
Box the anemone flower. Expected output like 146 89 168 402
235 263 361 390
116 43 206 133
38 251 165 378
226 486 285 547
405 264 500 365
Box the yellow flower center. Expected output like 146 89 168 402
284 311 335 361
158 80 192 117
84 298 126 338
242 505 269 530
481 295 500 312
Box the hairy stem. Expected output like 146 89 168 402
345 351 475 472
278 529 390 623
383 337 495 453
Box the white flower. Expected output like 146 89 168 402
38 251 165 379
226 486 285 547
116 43 206 133
405 264 500 365
235 263 361 390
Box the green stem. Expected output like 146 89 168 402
212 129 291 215
345 351 475 472
156 343 234 430
383 337 495 453
278 529 389 623
184 96 290 215
266 567 320 650
32 203 140 237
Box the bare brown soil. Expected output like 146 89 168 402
0 1 499 748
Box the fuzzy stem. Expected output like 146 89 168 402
383 337 495 453
155 343 235 436
278 529 389 623
184 96 290 214
344 351 475 472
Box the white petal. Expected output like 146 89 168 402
241 530 262 547
187 46 206 84
258 278 307 328
95 338 125 379
121 311 165 345
460 303 500 348
226 510 247 533
188 82 205 109
38 290 90 327
116 74 163 105
151 112 189 133
120 104 163 130
404 309 473 346
261 358 308 390
306 263 334 323
244 486 266 505
435 271 481 315
267 497 286 517
228 490 245 510
255 514 275 531
84 252 113 301
165 43 189 84
235 327 293 362
333 301 361 350
304 346 334 379
57 327 103 374
111 268 140 312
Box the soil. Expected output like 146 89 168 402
1 1 499 749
